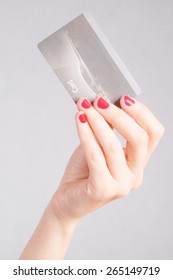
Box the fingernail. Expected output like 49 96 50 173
97 97 109 109
81 99 92 109
124 96 135 106
79 114 87 123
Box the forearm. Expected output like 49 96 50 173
19 198 79 260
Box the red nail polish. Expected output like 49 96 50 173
79 114 87 123
124 96 135 106
81 99 92 109
97 97 109 109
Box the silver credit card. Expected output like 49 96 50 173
38 12 141 104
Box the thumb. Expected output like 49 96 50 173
61 145 89 183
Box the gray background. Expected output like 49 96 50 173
0 0 172 259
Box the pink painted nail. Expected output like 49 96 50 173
79 114 87 123
81 99 92 109
124 96 135 106
97 97 109 109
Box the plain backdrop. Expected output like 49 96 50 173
0 0 172 260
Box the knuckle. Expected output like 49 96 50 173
132 172 144 189
87 180 117 202
153 123 165 139
119 187 131 197
82 135 102 163
93 177 130 201
117 171 144 196
116 179 132 198
88 150 101 164
135 129 148 146
107 139 120 154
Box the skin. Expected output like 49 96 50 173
19 96 164 259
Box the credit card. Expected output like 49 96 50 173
38 12 141 104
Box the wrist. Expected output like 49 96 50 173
47 194 80 237
19 196 79 260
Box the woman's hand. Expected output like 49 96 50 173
52 96 164 223
20 95 164 259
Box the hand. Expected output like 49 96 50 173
20 95 164 259
52 96 164 223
